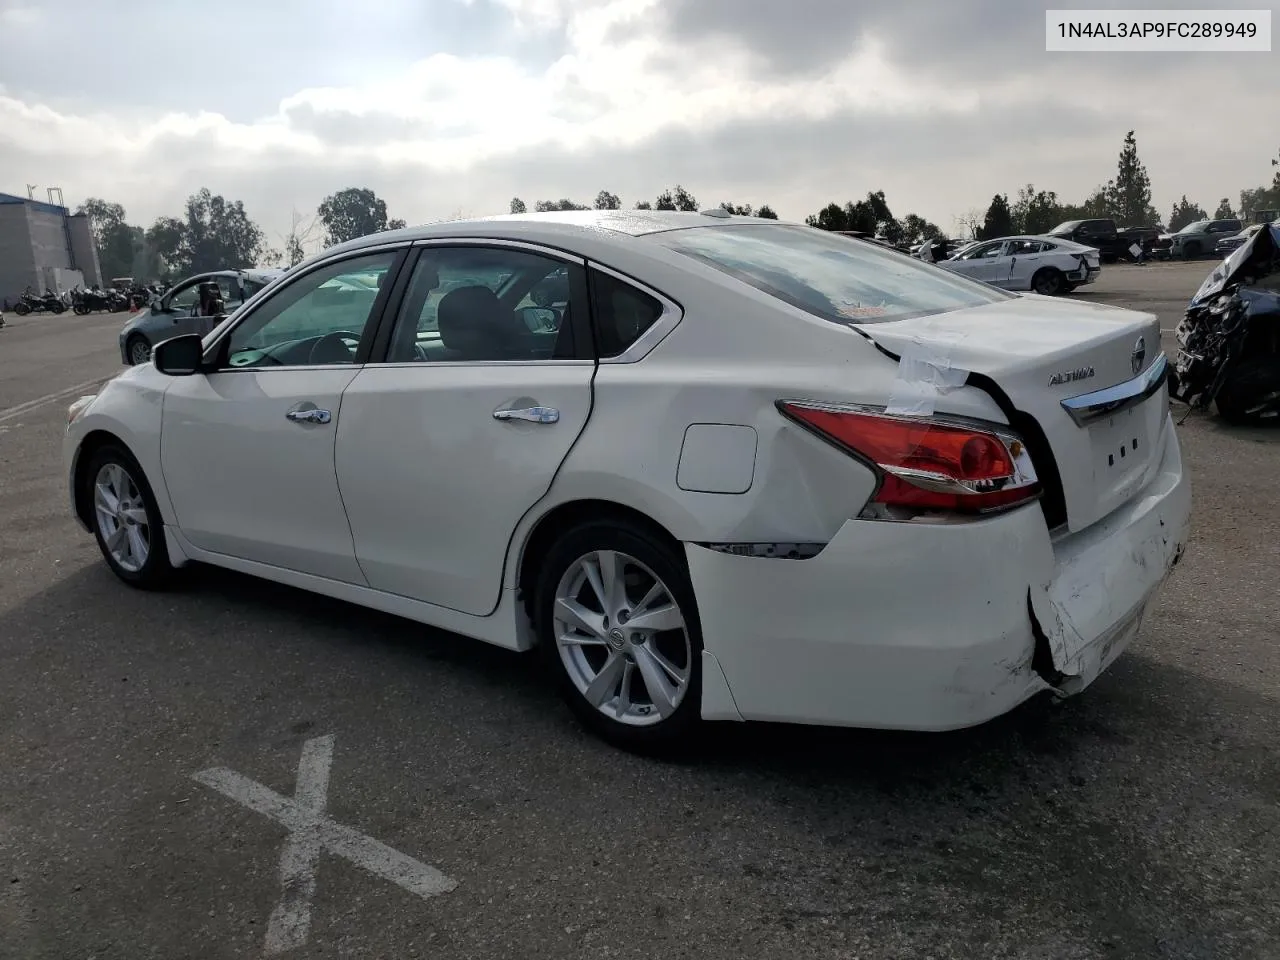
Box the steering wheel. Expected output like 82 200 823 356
307 331 362 365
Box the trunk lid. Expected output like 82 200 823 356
865 294 1167 533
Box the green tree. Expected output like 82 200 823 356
1104 131 1157 226
594 190 621 210
146 189 264 278
899 213 942 245
979 194 1014 240
317 187 402 246
634 200 653 210
510 197 527 214
145 216 187 279
534 198 589 211
756 204 778 219
76 198 139 281
719 201 753 215
1213 198 1236 220
805 202 850 231
1011 184 1062 235
1168 195 1208 232
655 185 697 211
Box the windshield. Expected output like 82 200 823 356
1048 221 1081 235
649 224 1013 325
1178 220 1209 234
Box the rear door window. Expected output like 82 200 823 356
652 224 1012 325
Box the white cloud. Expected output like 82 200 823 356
0 0 1275 242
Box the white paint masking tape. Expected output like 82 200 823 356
884 336 970 417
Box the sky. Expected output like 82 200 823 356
0 0 1276 252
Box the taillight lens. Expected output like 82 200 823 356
779 402 1041 518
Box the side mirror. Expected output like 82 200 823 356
520 306 558 332
152 333 206 376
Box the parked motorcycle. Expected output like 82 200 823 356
12 288 66 316
1173 222 1280 425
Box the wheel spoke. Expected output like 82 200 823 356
633 580 664 614
558 632 609 647
123 506 148 525
616 660 634 716
106 464 127 500
105 525 127 552
583 653 626 708
125 525 148 564
94 482 120 514
632 645 680 718
582 555 609 611
645 644 688 686
587 550 625 613
626 601 682 633
555 597 606 640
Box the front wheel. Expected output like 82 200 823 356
14 301 30 316
84 444 174 588
535 520 703 752
1215 356 1280 426
1031 268 1065 296
126 335 151 365
1181 242 1201 260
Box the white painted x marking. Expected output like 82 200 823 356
193 735 456 954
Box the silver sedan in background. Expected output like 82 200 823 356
118 268 283 365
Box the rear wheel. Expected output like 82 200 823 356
1215 356 1280 426
126 334 151 365
84 444 174 588
535 520 703 752
1031 268 1065 296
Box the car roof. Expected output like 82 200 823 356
321 210 792 257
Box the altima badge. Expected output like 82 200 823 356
1048 366 1096 386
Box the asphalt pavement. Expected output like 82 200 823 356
1 268 1278 960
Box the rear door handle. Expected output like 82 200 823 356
286 408 332 424
493 406 559 424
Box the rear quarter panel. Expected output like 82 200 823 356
505 246 1014 581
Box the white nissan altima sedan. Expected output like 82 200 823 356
64 210 1190 751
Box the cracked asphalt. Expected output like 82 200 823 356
1 264 1277 960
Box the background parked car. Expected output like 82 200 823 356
1046 218 1147 263
941 235 1101 295
1167 218 1244 260
119 268 283 365
1215 222 1264 256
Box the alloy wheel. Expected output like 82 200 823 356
553 549 692 727
129 339 151 365
93 462 151 573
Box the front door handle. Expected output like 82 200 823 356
493 406 559 424
286 408 332 424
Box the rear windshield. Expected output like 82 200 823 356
649 223 1013 325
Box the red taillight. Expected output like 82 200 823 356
779 402 1041 517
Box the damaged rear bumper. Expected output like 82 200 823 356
685 414 1190 731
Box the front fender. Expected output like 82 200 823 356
64 365 175 526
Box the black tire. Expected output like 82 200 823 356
1181 242 1201 260
51 302 65 314
14 301 30 316
126 334 151 365
1031 268 1065 296
83 443 174 589
534 519 703 753
1215 356 1280 426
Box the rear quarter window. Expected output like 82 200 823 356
650 223 1013 325
589 270 664 357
